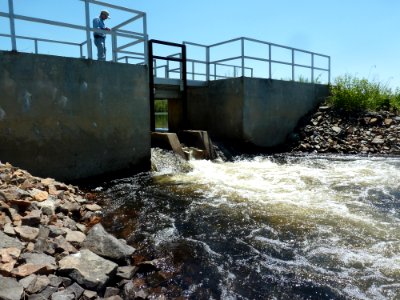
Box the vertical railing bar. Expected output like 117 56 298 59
8 0 17 51
206 46 210 81
34 40 38 54
311 53 315 83
241 37 245 77
181 43 188 129
112 32 117 62
148 40 155 132
84 0 92 59
328 56 331 84
167 60 170 79
268 44 272 79
291 49 295 81
142 14 148 65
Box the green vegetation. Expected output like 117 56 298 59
328 74 400 113
155 99 168 112
155 99 168 129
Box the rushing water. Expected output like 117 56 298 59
100 149 400 299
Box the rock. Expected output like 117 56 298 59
36 198 56 216
384 118 393 126
30 189 49 202
48 274 63 287
0 231 24 250
65 229 86 244
0 274 24 300
1 187 31 201
82 290 98 299
28 286 58 300
50 282 84 300
20 252 57 272
19 273 37 289
11 263 49 277
104 287 120 297
372 136 385 144
104 296 123 300
85 204 102 211
58 249 118 291
47 225 66 238
53 236 77 254
331 126 342 134
116 265 138 280
76 223 86 233
4 223 15 236
59 201 80 215
82 223 135 262
22 209 42 226
24 275 50 294
14 225 40 241
0 247 21 274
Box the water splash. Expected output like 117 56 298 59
103 153 400 299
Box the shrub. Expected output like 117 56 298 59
328 74 399 113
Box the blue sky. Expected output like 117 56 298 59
1 0 399 88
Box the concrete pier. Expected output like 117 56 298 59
0 51 150 181
187 77 329 147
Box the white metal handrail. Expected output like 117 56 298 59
183 37 331 83
0 0 148 64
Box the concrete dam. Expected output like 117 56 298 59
0 50 328 181
0 1 330 181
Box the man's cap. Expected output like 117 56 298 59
101 10 111 19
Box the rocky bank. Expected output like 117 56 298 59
290 103 400 155
0 163 177 300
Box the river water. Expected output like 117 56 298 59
100 149 400 299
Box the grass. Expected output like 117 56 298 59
328 74 400 113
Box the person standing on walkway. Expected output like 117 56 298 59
92 10 111 61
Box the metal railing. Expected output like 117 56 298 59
151 37 330 83
0 0 148 64
183 37 331 83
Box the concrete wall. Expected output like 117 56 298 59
187 77 329 147
187 78 244 140
243 78 329 147
0 51 150 181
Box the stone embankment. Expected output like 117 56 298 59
0 163 174 300
290 104 400 155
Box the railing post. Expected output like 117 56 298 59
291 49 295 81
111 32 117 62
34 40 38 54
8 0 17 51
311 53 315 83
328 56 331 84
206 46 210 81
268 44 272 79
83 0 93 59
241 38 245 77
143 14 148 65
192 61 195 80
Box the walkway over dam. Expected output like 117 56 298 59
0 1 330 181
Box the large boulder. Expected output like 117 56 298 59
58 249 118 291
82 223 135 261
